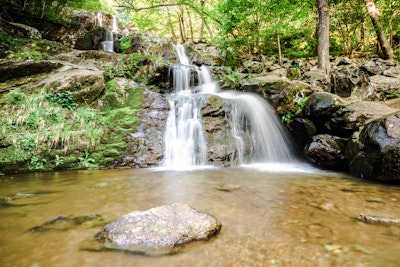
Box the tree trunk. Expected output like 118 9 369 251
166 7 177 41
41 0 47 19
277 33 282 66
360 16 365 50
317 0 330 74
186 6 194 41
363 0 394 59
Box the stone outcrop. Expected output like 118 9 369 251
96 203 221 255
330 60 370 99
124 89 168 167
0 60 63 83
0 18 41 40
347 111 400 182
237 56 400 182
296 91 399 178
39 63 105 104
0 58 106 105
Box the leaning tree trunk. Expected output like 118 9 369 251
317 0 330 74
363 0 394 60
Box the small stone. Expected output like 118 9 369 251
215 184 241 192
324 243 342 251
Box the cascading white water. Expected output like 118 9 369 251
162 44 298 169
96 12 103 27
101 29 114 52
217 91 296 164
112 15 118 33
162 45 208 168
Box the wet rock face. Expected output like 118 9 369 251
286 118 316 150
305 134 348 170
96 203 221 255
349 111 400 183
125 90 168 167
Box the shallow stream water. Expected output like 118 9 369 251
1 165 400 266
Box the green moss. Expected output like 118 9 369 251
208 95 223 108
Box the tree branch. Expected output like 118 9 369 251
115 1 186 12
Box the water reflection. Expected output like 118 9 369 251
0 168 399 266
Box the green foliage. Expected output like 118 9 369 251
55 154 64 167
16 51 44 60
10 0 107 23
215 67 242 89
100 78 143 130
0 33 29 51
29 156 47 170
0 88 105 155
119 35 133 52
281 94 309 123
4 89 26 104
104 53 167 83
281 112 294 123
46 91 79 110
78 151 96 168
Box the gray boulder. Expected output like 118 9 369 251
96 203 221 255
39 62 105 104
302 69 331 91
305 134 348 170
302 92 345 118
369 75 400 101
348 111 400 183
331 64 370 99
360 58 395 75
327 101 398 136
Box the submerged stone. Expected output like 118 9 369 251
96 203 221 255
29 214 104 232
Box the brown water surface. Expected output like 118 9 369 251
1 166 400 266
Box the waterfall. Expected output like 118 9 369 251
112 15 118 33
162 45 208 168
101 29 114 52
96 12 103 27
162 44 298 169
217 91 296 164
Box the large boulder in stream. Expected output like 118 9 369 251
347 111 400 183
96 203 221 255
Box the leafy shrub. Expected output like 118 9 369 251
119 35 133 53
46 91 78 110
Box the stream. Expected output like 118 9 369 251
1 166 400 266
